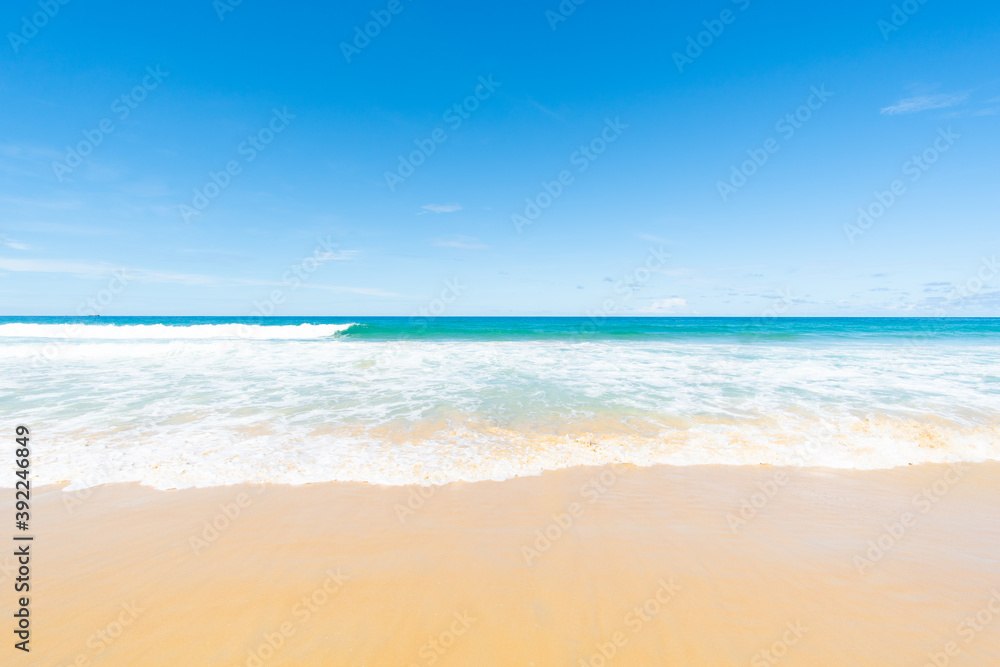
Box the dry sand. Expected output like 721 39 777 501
16 462 1000 666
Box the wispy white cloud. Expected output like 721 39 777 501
0 144 62 161
0 197 83 211
315 249 358 261
650 267 692 277
0 258 112 276
0 255 404 297
300 284 403 298
420 203 462 214
881 92 968 115
528 98 564 121
0 259 219 285
637 232 671 244
3 221 109 236
117 179 172 198
433 236 488 249
139 270 220 285
179 247 245 258
1 238 29 250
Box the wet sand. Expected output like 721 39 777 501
18 462 1000 666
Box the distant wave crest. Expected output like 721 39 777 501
0 322 358 340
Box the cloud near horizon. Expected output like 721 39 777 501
636 297 687 313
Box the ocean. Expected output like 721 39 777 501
2 316 998 489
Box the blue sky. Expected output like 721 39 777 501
1 0 998 316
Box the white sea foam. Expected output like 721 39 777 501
0 322 356 340
3 335 999 489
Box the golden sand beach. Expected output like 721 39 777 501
22 462 1000 666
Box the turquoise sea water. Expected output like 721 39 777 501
3 315 999 341
1 317 998 488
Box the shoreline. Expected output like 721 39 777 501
20 461 1000 665
26 453 1000 493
